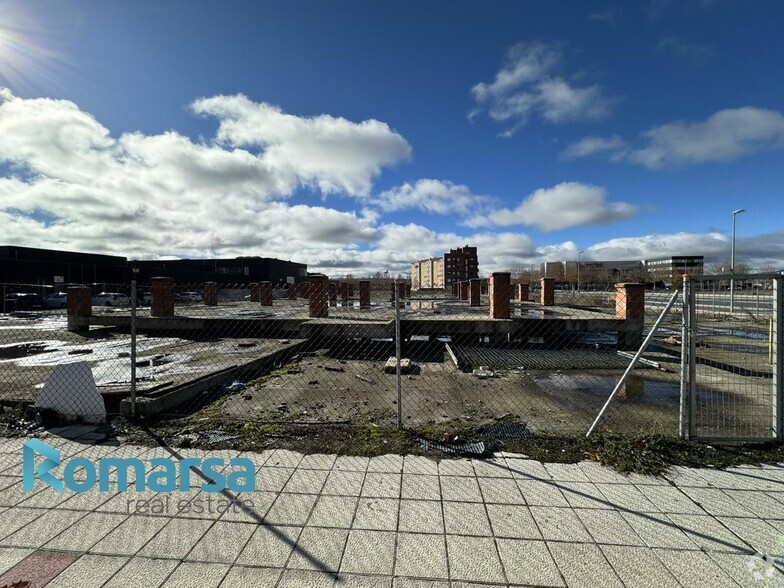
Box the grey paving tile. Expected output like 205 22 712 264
0 507 46 541
654 548 742 588
497 538 563 587
367 455 403 473
219 565 282 588
236 525 302 568
299 454 337 470
218 491 277 523
439 475 482 503
708 551 784 588
634 484 705 515
335 456 370 472
516 479 569 506
681 487 754 517
530 506 592 542
46 554 128 588
283 469 330 494
361 472 402 498
138 517 213 559
402 455 438 475
443 501 492 536
400 474 439 500
601 545 682 588
437 459 474 477
446 535 505 584
544 462 591 482
278 569 336 588
102 556 178 588
57 487 118 511
557 481 614 509
266 449 304 468
265 493 317 526
339 574 393 587
352 498 399 531
398 499 444 534
486 504 541 539
164 561 230 588
620 512 699 550
478 477 525 504
596 483 660 512
186 520 256 563
724 490 784 519
0 547 33 575
44 511 127 551
576 508 645 546
504 458 551 480
340 530 396 575
287 526 348 572
668 513 751 553
471 457 513 478
548 541 623 588
718 516 784 556
90 514 171 556
0 508 87 548
308 495 359 529
255 467 295 492
578 461 634 484
394 533 448 579
323 470 366 496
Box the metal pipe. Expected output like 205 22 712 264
586 288 680 437
688 276 697 439
395 281 402 429
730 208 745 315
679 275 690 439
130 278 137 420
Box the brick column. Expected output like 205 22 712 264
309 275 329 318
405 284 411 299
480 281 488 295
329 282 338 307
259 281 273 306
248 283 260 302
287 283 297 299
489 272 511 319
395 282 406 303
459 281 469 301
518 283 529 303
540 277 555 306
151 277 175 317
297 282 310 299
339 282 349 306
390 283 396 302
359 280 371 308
616 282 645 350
204 282 218 306
347 283 354 298
469 278 481 306
67 286 92 332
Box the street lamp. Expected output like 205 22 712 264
730 208 745 314
577 250 584 292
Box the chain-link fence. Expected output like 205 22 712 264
0 274 781 442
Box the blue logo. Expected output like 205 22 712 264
23 439 255 494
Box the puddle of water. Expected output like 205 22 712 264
533 373 682 405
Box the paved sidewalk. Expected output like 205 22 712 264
0 430 782 587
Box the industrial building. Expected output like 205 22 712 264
644 256 704 288
131 256 307 286
541 256 704 289
0 246 127 288
411 246 478 289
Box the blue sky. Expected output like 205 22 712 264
0 0 782 274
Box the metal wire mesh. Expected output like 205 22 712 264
0 275 780 441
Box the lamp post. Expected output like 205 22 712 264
577 251 584 292
730 208 745 315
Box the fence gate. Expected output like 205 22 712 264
684 274 783 441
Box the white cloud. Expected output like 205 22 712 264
374 179 493 216
470 42 617 136
191 94 411 197
469 182 636 232
562 107 784 169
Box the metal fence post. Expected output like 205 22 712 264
773 277 782 439
395 280 402 429
130 278 137 420
679 274 690 439
688 276 697 438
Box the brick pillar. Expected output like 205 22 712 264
347 283 354 298
67 286 92 332
480 281 488 295
616 282 645 350
287 283 297 299
459 281 469 301
616 374 644 400
540 277 555 306
518 283 529 302
359 280 371 308
329 282 338 307
249 283 260 302
151 277 175 317
259 281 273 306
309 275 329 318
390 283 396 302
395 282 406 303
405 284 411 298
489 272 511 319
204 282 218 306
469 278 481 306
339 282 349 306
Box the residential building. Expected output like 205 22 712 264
410 257 443 289
411 246 478 290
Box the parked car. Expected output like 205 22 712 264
92 292 130 306
3 293 45 312
178 291 203 302
43 292 68 309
